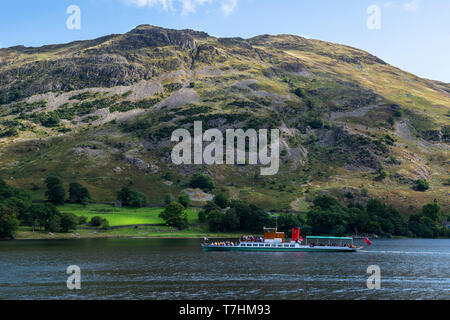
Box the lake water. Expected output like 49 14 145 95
0 238 449 300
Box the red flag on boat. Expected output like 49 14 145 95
299 236 304 242
292 228 300 241
364 237 372 245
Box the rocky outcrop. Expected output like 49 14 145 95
119 25 197 50
183 188 213 202
123 154 159 173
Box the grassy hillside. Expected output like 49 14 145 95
0 25 448 215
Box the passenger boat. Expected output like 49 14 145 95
201 227 362 252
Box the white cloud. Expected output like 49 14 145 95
221 0 238 15
180 0 213 15
125 0 171 10
122 0 237 15
402 0 420 12
383 0 420 12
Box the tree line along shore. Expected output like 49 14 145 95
0 173 448 240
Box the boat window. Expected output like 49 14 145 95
253 244 258 247
290 245 295 248
265 244 270 247
259 244 264 247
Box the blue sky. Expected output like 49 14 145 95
0 0 449 82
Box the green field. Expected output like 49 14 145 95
15 204 241 240
57 204 199 227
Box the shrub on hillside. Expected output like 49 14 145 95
0 127 19 138
0 206 19 239
116 186 148 208
165 193 175 205
213 194 229 209
377 163 388 180
68 182 91 204
47 214 62 233
308 117 323 129
89 216 104 227
159 202 188 230
45 176 65 205
189 173 215 191
415 179 430 191
78 216 88 225
178 193 191 209
198 201 220 223
59 212 79 232
101 219 110 230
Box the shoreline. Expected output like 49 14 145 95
9 230 448 242
12 235 240 241
11 228 246 241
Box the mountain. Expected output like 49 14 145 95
0 25 448 214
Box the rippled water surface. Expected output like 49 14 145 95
0 238 449 299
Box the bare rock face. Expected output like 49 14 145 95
422 129 443 143
72 144 105 158
393 172 416 186
0 55 153 99
0 25 201 102
119 25 197 51
194 44 222 64
123 154 159 173
123 154 149 172
183 188 213 202
330 126 382 170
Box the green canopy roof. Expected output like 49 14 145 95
306 236 353 240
